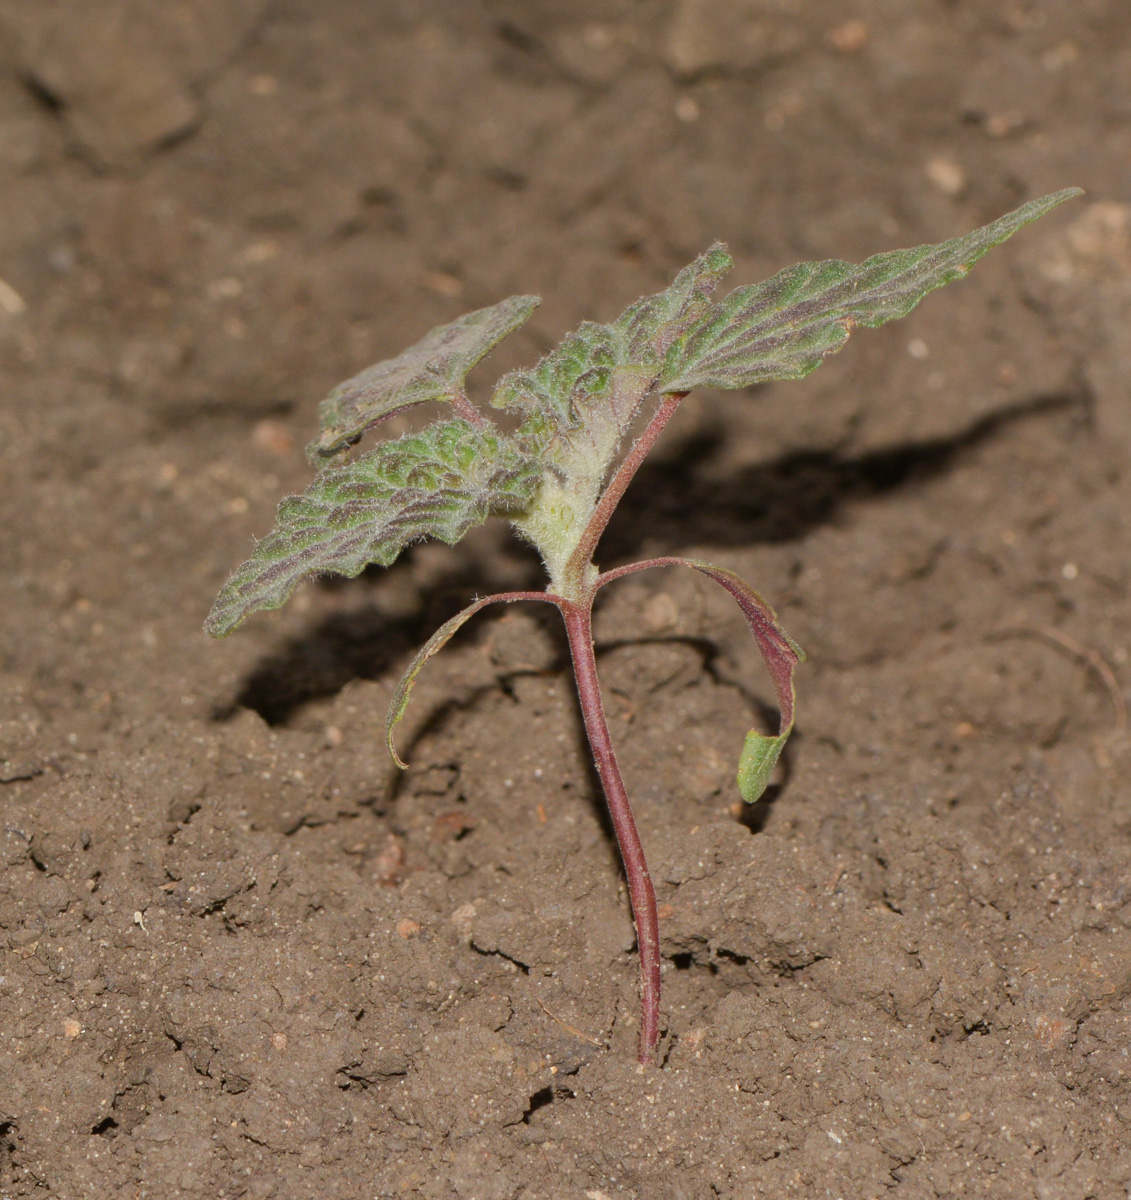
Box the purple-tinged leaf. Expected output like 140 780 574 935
596 556 803 803
616 242 733 362
660 189 1083 393
492 246 733 469
307 294 540 462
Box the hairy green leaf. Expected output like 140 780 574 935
206 420 540 637
660 189 1083 393
492 320 620 430
491 247 735 579
737 729 790 806
616 242 733 363
307 294 540 462
492 245 733 451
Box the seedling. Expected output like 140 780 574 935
207 189 1079 1063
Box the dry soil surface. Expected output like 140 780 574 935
2 2 1131 1197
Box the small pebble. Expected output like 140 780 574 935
985 110 1025 138
0 277 27 315
374 833 406 887
925 157 966 197
675 96 700 123
643 592 679 632
422 271 462 298
827 19 869 54
253 419 295 457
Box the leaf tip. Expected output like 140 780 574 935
737 728 790 804
305 432 354 465
386 731 409 771
203 596 238 639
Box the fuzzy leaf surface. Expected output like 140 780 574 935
493 245 732 452
661 189 1082 393
615 243 733 364
307 295 540 461
206 420 540 636
737 729 791 806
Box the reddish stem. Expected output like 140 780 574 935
563 391 688 585
450 390 489 428
560 596 661 1064
595 556 691 589
447 395 688 1061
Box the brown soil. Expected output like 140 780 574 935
2 2 1131 1197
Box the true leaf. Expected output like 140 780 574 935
307 294 540 462
615 242 733 363
660 188 1083 393
206 420 540 637
492 320 620 430
492 245 733 469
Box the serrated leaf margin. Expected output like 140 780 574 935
308 294 540 462
206 420 541 637
660 189 1083 393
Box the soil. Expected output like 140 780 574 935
2 2 1130 1197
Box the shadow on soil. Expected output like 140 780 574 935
600 390 1082 559
217 391 1082 727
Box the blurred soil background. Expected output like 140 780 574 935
1 2 1131 1197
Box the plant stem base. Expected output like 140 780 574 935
561 597 662 1064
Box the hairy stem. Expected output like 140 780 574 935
563 391 688 585
449 390 488 427
560 596 661 1064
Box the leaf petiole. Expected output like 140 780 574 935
559 391 689 594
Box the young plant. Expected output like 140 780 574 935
207 189 1079 1064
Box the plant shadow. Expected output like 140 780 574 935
597 391 1081 562
211 554 546 726
216 390 1082 728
